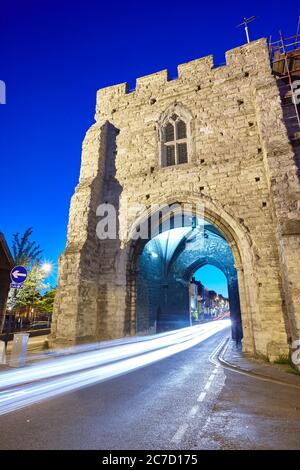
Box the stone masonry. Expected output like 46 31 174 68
51 38 300 362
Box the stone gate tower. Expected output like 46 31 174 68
51 39 300 361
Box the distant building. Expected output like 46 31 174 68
0 233 13 333
190 277 229 321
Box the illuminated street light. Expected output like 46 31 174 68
41 262 53 274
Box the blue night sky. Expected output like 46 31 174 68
194 266 229 298
0 1 299 288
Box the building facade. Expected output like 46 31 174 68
51 39 300 361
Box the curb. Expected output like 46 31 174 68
216 337 300 390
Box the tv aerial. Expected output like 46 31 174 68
237 16 257 44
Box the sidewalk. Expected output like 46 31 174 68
0 335 50 370
222 339 300 389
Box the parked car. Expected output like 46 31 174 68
30 321 49 330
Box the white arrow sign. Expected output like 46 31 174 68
13 271 27 279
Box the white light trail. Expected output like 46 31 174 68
0 320 230 416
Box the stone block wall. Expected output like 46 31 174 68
52 38 300 361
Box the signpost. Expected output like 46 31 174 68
5 266 28 358
10 265 28 289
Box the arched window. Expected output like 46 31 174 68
162 113 188 167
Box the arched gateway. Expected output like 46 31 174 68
51 39 300 362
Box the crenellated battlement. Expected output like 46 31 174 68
136 69 169 91
177 54 214 81
96 38 271 116
54 28 300 363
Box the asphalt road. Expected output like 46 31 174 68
0 327 300 450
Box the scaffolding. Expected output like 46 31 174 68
269 17 300 138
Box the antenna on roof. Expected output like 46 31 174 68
237 16 257 44
296 15 300 44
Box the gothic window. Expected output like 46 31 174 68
162 114 188 167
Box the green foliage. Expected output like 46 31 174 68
191 309 199 321
12 227 42 267
274 355 290 365
7 228 53 313
36 288 56 314
42 340 50 350
286 367 300 377
8 265 49 310
273 355 300 375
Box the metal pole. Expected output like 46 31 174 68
295 15 300 46
237 17 257 44
280 30 300 130
245 25 250 43
4 314 12 351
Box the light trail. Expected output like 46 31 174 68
0 320 230 415
0 321 228 389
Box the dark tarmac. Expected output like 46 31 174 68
0 328 300 450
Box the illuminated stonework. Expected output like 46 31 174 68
136 225 239 334
51 39 300 362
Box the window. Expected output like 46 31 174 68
162 114 188 167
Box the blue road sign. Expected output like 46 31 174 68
10 265 28 284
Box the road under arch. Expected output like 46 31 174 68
135 221 242 340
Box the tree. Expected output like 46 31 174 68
36 288 56 314
12 227 42 267
8 228 45 314
11 265 49 310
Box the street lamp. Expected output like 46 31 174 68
41 262 53 274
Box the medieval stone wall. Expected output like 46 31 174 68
52 38 300 361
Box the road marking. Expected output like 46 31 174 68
170 338 227 445
217 338 300 390
189 405 199 417
171 423 189 443
204 380 212 391
197 391 206 402
209 336 230 366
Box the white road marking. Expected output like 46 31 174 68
189 405 199 417
171 423 189 443
209 336 229 366
170 337 227 445
197 366 219 403
197 391 207 402
204 380 212 391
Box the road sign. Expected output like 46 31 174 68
10 266 28 284
9 283 24 289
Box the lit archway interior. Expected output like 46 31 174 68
136 220 242 339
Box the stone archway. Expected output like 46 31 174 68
131 221 242 339
52 40 300 362
122 195 258 355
